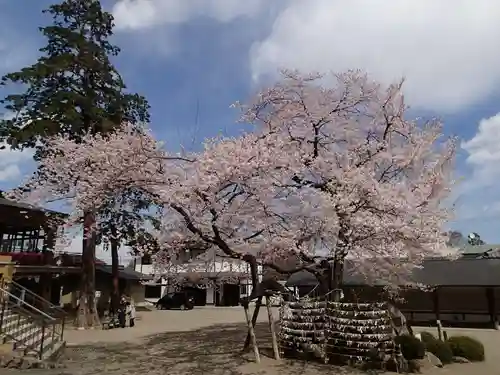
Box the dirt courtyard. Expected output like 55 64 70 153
1 307 499 375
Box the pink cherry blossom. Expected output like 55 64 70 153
8 70 456 291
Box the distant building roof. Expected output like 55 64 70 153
286 257 500 288
0 197 66 217
459 244 500 255
95 263 152 281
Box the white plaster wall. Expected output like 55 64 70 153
135 256 263 280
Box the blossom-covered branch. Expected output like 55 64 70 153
236 70 457 286
8 70 457 291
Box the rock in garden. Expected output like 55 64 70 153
452 356 470 363
425 352 443 368
415 352 443 371
407 359 422 373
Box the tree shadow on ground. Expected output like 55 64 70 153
59 323 363 375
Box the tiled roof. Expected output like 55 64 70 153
0 197 66 216
95 263 152 281
459 244 500 255
286 257 500 287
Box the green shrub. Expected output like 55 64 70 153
395 334 425 360
419 331 436 346
423 336 453 364
447 336 485 362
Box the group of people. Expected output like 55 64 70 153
118 295 136 328
105 295 136 329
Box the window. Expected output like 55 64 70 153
142 254 152 265
239 283 247 295
144 285 162 299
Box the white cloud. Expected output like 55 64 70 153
452 113 500 241
0 144 33 182
0 112 34 183
462 114 500 189
112 0 265 30
250 0 500 113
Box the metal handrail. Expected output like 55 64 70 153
0 288 65 360
0 288 55 322
0 312 42 356
1 278 67 317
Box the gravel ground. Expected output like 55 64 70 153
0 308 497 375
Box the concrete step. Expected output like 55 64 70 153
1 312 58 358
2 317 35 331
0 288 67 368
2 321 40 341
8 332 62 360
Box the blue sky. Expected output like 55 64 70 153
2 0 500 258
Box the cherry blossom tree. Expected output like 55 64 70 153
8 124 166 328
149 71 456 349
234 70 456 291
147 70 456 297
9 70 456 329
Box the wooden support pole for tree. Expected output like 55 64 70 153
436 320 443 341
242 258 262 352
243 296 262 351
265 295 280 360
243 303 260 363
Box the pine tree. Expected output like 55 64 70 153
0 0 150 328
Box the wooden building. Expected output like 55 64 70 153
0 196 78 301
0 196 150 309
286 257 500 329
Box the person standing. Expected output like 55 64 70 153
128 298 136 327
118 296 126 328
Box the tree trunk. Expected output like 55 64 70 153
243 256 262 352
39 251 54 310
110 234 120 314
331 257 344 302
76 211 100 329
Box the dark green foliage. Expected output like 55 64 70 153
0 1 152 326
419 331 436 347
447 336 485 362
0 0 149 156
0 0 154 270
467 232 485 246
419 331 453 364
426 339 453 364
394 334 425 360
97 187 161 247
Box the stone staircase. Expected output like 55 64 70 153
0 280 66 368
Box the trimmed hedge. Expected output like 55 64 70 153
395 334 425 360
419 331 436 346
419 331 453 364
447 336 485 362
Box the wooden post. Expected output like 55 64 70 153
486 287 499 330
40 251 54 308
243 303 260 363
436 320 443 341
265 295 280 360
432 287 440 323
243 297 262 351
242 258 262 352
